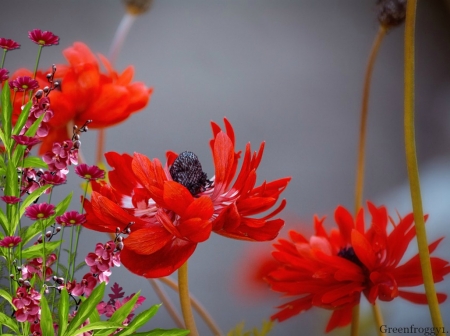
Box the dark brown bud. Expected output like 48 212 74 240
56 227 61 232
35 90 44 99
43 86 50 94
46 231 52 238
46 73 52 79
376 0 407 29
24 280 31 288
116 241 124 250
73 140 81 149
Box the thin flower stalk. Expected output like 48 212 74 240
353 24 387 336
178 262 198 336
403 0 445 332
148 279 184 328
158 276 222 336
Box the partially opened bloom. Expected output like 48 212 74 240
0 38 20 50
24 203 55 220
11 42 152 153
1 195 21 204
9 76 39 92
264 202 450 332
28 29 59 46
0 236 22 248
0 68 9 82
75 164 105 180
83 118 290 277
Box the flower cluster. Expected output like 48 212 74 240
12 286 41 323
83 118 291 277
264 203 450 332
85 241 121 284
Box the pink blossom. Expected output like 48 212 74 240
28 29 59 46
1 195 21 204
56 211 86 226
75 164 105 180
24 203 55 220
9 76 39 92
0 68 9 81
0 236 22 248
0 38 20 50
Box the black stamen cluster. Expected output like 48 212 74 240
169 151 210 196
337 246 365 268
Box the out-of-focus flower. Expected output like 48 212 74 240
11 135 41 147
9 76 39 92
264 203 450 332
1 195 21 204
22 253 57 281
75 164 105 180
0 38 20 50
28 29 59 46
12 287 41 323
0 68 9 81
56 210 86 227
11 42 152 153
24 203 55 220
0 236 22 248
83 118 290 277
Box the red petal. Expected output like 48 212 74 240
178 218 212 243
121 239 197 278
398 290 447 304
162 181 193 216
125 227 173 254
351 229 377 270
325 305 353 332
334 206 354 244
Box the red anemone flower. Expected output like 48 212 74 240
83 118 290 277
264 202 450 333
11 42 153 153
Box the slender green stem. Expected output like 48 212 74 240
66 223 75 281
178 262 199 336
32 46 43 79
70 181 89 278
40 219 46 283
404 1 445 333
1 49 6 68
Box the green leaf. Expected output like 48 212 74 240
12 100 32 135
95 291 141 336
114 304 161 336
0 207 9 237
64 282 106 336
22 156 48 169
1 81 12 151
0 312 20 335
19 184 52 218
58 287 70 336
0 128 7 152
55 191 73 217
20 241 61 259
134 329 190 336
89 306 101 324
40 291 54 336
24 112 45 137
69 322 125 336
0 288 16 309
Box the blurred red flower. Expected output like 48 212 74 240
83 118 290 277
11 42 153 153
264 203 450 332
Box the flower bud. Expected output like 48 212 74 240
376 0 407 29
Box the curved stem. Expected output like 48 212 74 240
372 302 385 336
159 276 222 336
147 279 184 328
404 0 445 332
109 13 137 64
354 25 387 214
178 262 199 336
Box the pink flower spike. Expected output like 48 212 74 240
11 135 41 147
0 38 20 50
0 68 9 82
9 76 39 92
56 211 86 227
75 164 105 181
28 29 59 46
24 203 55 220
0 236 22 248
1 195 21 204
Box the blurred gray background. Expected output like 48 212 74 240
2 1 450 335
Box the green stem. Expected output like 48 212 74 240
40 219 46 283
32 46 43 79
1 49 6 68
404 1 445 333
70 181 89 278
178 262 199 336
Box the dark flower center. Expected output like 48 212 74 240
337 246 364 267
169 151 210 196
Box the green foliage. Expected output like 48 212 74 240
114 304 162 336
